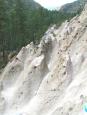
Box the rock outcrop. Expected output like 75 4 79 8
1 5 87 115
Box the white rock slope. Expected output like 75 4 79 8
1 5 87 115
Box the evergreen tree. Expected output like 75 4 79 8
0 0 8 60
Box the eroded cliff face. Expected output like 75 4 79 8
1 5 87 115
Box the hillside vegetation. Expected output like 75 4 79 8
60 0 87 13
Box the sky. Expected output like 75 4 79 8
34 0 76 10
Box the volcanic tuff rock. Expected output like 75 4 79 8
1 4 87 115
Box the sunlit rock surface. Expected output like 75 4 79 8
1 5 87 115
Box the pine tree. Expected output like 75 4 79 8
14 0 27 47
0 0 8 60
